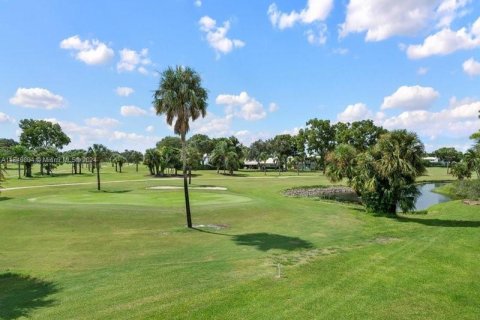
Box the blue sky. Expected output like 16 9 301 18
0 0 480 152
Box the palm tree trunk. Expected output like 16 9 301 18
182 135 192 228
188 167 192 184
18 161 21 179
96 160 101 191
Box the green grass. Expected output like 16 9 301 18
0 166 478 319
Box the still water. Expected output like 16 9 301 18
413 183 451 211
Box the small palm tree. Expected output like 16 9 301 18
153 66 208 228
259 152 268 175
88 144 109 191
10 145 28 179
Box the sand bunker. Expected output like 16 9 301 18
148 186 227 191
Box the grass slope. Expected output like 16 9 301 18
0 166 478 319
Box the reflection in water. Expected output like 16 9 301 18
412 183 451 211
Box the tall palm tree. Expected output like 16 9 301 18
153 66 208 228
88 144 109 191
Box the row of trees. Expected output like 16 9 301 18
1 65 477 226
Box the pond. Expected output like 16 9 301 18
411 183 451 211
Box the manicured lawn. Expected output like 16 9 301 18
0 167 478 319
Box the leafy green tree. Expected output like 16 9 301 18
153 66 208 228
0 138 17 149
434 147 462 173
158 146 181 176
88 144 109 191
0 139 17 169
248 139 269 171
304 119 335 173
19 119 70 150
450 161 472 180
186 146 202 183
156 136 182 174
156 136 182 150
188 134 213 167
270 134 296 175
19 119 70 175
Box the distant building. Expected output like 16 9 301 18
244 158 277 169
423 156 442 164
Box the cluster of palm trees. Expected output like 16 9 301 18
325 130 426 214
144 146 181 176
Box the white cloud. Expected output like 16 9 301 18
120 105 148 116
216 91 267 121
305 24 327 45
60 35 114 65
407 18 480 59
463 57 480 76
381 85 439 111
84 117 120 127
337 103 373 122
269 102 279 112
117 48 152 74
116 87 134 97
340 0 471 42
268 0 332 44
381 100 480 139
194 0 202 7
436 0 471 28
45 119 159 151
191 113 232 137
9 87 65 109
199 16 245 57
145 125 155 133
0 112 15 123
281 126 302 136
267 0 333 29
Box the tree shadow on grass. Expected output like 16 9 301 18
0 197 12 201
0 273 58 319
89 190 132 194
395 216 480 228
232 233 314 251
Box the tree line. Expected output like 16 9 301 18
1 65 478 222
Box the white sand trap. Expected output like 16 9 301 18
148 186 227 191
